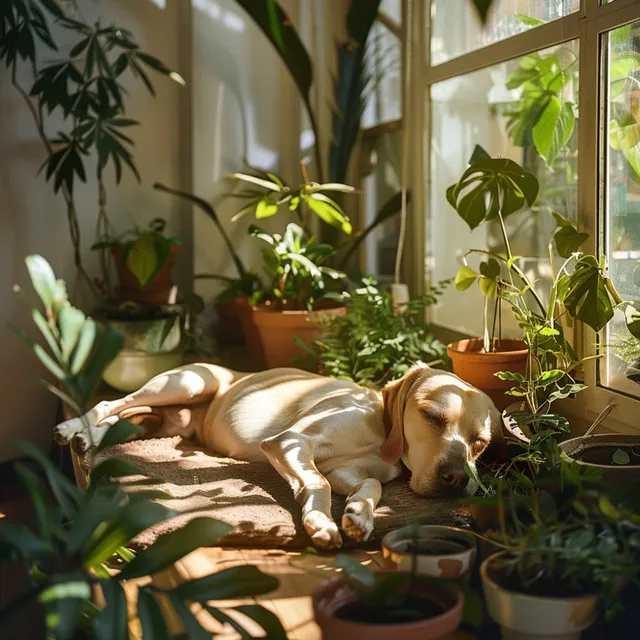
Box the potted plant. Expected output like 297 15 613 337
6 255 287 639
312 554 471 640
308 277 448 386
249 222 348 369
446 147 621 413
90 218 190 392
381 524 477 581
478 460 640 639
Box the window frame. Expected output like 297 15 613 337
406 0 640 432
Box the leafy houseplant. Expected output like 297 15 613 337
309 278 448 387
249 222 348 369
446 147 621 415
312 553 468 639
4 255 287 639
478 457 640 639
0 0 185 294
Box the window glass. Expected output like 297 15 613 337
603 20 640 395
362 130 402 282
430 0 580 65
429 41 579 336
362 20 402 128
380 0 402 24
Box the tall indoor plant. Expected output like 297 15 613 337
446 147 621 413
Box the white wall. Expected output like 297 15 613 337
0 0 187 462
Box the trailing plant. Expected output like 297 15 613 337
448 146 622 415
3 254 286 638
0 0 184 296
312 277 449 388
91 218 180 290
250 222 346 311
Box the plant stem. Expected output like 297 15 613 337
96 172 112 298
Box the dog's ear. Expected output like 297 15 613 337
380 365 426 464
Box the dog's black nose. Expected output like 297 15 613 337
439 464 469 489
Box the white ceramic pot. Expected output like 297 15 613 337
381 525 477 579
480 553 599 640
102 348 183 392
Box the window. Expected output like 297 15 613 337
411 0 640 427
431 0 580 65
603 19 640 397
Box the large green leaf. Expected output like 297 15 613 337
304 193 352 234
168 596 210 640
609 52 640 99
126 234 158 287
455 266 478 291
470 0 495 24
447 156 539 229
552 212 588 258
59 305 86 363
532 96 575 167
25 254 59 312
174 566 279 602
93 580 128 640
563 256 616 332
120 518 233 580
95 419 144 453
625 304 640 340
137 590 172 640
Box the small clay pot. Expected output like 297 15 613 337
312 576 463 640
233 295 266 369
252 303 346 370
381 525 477 580
447 338 528 410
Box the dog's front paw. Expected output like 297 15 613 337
341 503 374 542
53 418 85 445
303 510 342 550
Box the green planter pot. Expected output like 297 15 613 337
102 314 184 392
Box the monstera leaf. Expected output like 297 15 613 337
552 212 588 259
446 147 539 229
562 256 617 332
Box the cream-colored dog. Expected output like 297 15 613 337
54 363 501 549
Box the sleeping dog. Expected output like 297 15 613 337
54 363 502 549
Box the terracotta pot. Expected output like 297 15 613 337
447 338 528 410
381 525 477 580
559 434 640 485
111 243 179 307
312 577 463 640
251 304 346 370
481 553 598 640
233 296 266 368
214 298 245 345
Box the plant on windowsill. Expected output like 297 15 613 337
3 254 287 639
446 146 621 417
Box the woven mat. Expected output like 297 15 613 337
87 437 470 549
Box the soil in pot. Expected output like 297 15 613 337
574 445 640 466
335 595 444 625
447 338 528 411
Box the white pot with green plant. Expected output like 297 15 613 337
446 146 621 415
475 452 640 640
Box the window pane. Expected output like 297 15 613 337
380 0 402 24
602 20 640 396
362 21 402 127
430 0 580 65
429 41 579 336
363 130 402 282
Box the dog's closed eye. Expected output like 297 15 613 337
420 407 447 427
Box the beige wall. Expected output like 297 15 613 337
0 0 187 462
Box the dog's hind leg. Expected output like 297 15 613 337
54 364 228 449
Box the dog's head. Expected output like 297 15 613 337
380 364 502 497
